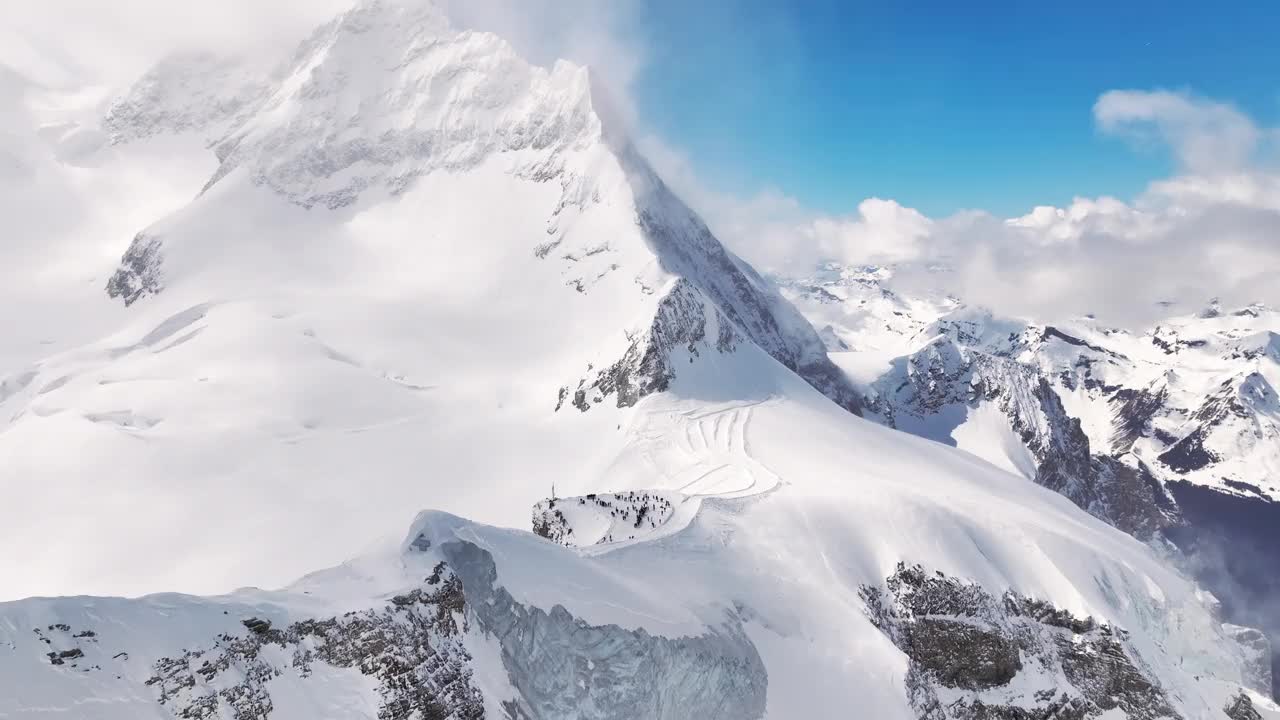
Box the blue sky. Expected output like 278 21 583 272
630 0 1280 217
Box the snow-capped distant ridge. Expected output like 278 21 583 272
788 263 1280 506
1234 330 1280 362
782 261 1280 698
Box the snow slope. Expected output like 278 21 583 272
2 371 1275 718
0 0 854 600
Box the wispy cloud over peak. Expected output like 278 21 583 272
693 89 1280 328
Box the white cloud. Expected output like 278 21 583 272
3 0 356 88
804 199 934 266
692 91 1280 328
443 0 643 113
1094 89 1265 174
3 0 643 112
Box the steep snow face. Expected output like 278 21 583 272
1 381 1275 718
0 0 855 600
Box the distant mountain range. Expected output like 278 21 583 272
777 262 1280 697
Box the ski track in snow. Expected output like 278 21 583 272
636 398 783 500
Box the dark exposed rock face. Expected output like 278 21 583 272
869 340 1178 538
861 564 1181 720
1109 384 1168 453
145 565 483 720
1158 377 1254 473
1225 692 1263 720
564 279 730 411
902 618 1022 690
558 149 863 417
105 233 164 306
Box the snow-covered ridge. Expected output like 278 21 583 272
864 329 1177 537
781 262 1280 697
3 460 1277 719
793 265 1280 507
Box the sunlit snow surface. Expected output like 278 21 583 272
3 380 1277 717
0 0 1275 717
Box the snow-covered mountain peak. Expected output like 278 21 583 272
99 0 626 211
209 1 603 209
93 0 859 416
0 0 869 603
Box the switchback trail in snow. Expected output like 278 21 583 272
628 397 783 500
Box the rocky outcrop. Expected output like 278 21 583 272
869 338 1178 537
861 563 1182 720
105 233 164 306
1159 373 1278 476
563 280 736 411
1225 692 1264 720
1110 383 1169 453
143 562 481 719
532 491 677 546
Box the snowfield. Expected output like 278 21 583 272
3 379 1278 717
0 0 1276 717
